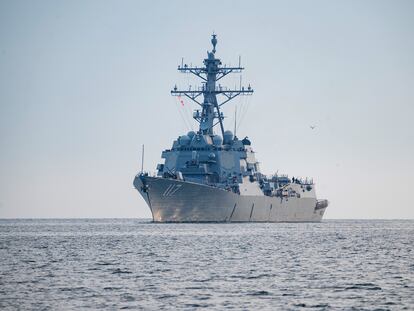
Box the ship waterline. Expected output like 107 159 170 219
134 175 327 222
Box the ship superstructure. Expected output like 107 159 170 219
133 34 328 222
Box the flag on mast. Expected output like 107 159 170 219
178 95 184 107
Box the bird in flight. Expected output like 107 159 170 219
310 125 316 130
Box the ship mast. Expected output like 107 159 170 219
171 34 253 137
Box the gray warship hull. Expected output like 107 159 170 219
134 175 327 222
132 35 329 222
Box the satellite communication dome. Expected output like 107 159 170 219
187 131 196 139
223 130 234 144
212 135 223 146
179 135 190 145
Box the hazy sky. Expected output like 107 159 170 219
1 0 413 218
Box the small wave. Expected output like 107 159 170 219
146 252 156 257
185 286 212 290
157 294 177 299
184 303 212 308
193 278 213 283
247 290 271 296
103 286 122 290
35 264 49 269
153 268 171 273
345 283 382 290
121 294 135 302
34 245 48 249
96 261 117 266
385 301 396 305
112 268 132 274
59 286 87 292
310 304 330 308
246 273 271 280
154 259 167 263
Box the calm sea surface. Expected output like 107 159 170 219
0 219 413 310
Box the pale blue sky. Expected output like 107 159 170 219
0 0 413 218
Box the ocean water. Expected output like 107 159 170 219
0 219 413 310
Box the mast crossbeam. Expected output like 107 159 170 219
171 34 253 136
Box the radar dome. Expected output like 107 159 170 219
223 130 234 144
212 135 223 146
179 135 190 145
187 131 196 139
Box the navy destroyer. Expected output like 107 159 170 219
133 34 328 222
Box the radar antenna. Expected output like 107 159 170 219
141 144 144 173
211 33 217 54
171 34 253 137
